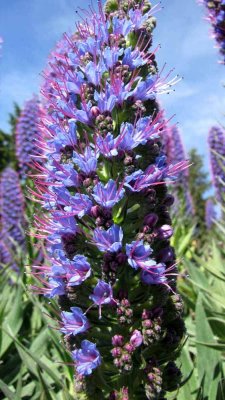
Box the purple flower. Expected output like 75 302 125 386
208 126 225 201
200 0 225 63
130 330 143 348
94 89 117 113
93 224 123 253
15 96 42 177
96 133 118 158
141 263 167 285
89 280 114 318
72 340 101 376
47 278 66 297
0 168 25 249
90 280 113 305
126 241 153 269
50 163 79 187
48 119 77 154
65 255 91 286
64 193 92 218
92 180 125 208
123 47 145 69
61 307 90 335
73 146 98 175
205 199 216 229
102 46 124 69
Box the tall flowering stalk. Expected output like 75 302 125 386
208 126 225 201
200 0 225 63
33 1 188 398
163 126 193 216
205 198 216 229
0 167 25 250
15 96 42 178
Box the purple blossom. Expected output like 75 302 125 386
46 278 66 297
0 168 25 249
48 119 77 154
208 126 225 201
141 263 167 285
57 254 91 286
72 340 101 376
205 199 216 229
93 224 123 252
15 96 42 177
73 146 98 175
126 241 153 269
92 180 125 208
61 307 90 335
130 330 143 348
49 163 79 187
96 133 118 157
123 47 145 69
200 0 225 63
89 280 114 317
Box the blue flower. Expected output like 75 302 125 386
84 60 107 86
73 146 98 175
66 254 91 286
47 278 66 297
93 224 123 253
96 133 118 158
48 119 77 153
52 163 80 187
89 280 113 306
61 307 90 335
92 179 125 208
123 47 145 69
64 193 93 218
126 240 153 269
112 16 133 36
141 263 167 285
72 340 101 376
102 46 124 69
94 89 117 113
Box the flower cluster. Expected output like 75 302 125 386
15 96 42 177
208 126 225 201
33 0 187 397
205 198 216 229
0 241 18 272
0 167 25 250
200 0 225 63
163 125 193 215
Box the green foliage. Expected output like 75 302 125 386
188 148 211 239
0 264 75 399
0 103 20 172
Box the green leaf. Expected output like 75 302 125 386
177 343 199 399
0 379 16 400
0 286 24 356
195 293 222 398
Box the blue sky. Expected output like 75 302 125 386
0 0 224 170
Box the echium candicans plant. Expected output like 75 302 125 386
208 126 225 201
205 198 216 229
33 1 188 398
0 241 18 272
0 167 25 250
163 125 193 216
200 0 225 63
15 96 42 178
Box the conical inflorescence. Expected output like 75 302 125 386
32 1 188 398
0 167 25 261
208 126 225 201
163 125 193 216
15 96 42 178
200 0 225 63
